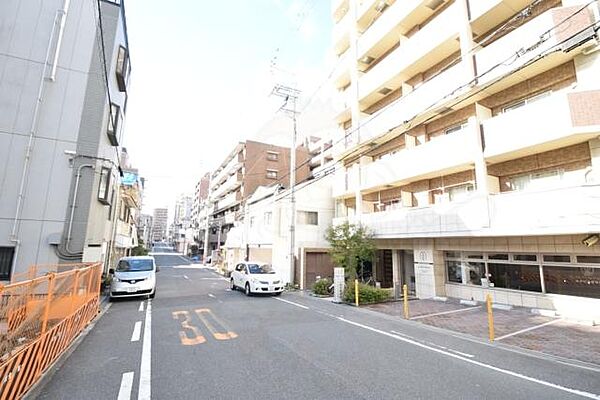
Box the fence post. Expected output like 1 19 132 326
85 267 94 302
403 284 409 319
486 293 495 342
69 270 81 315
41 273 56 334
354 279 359 307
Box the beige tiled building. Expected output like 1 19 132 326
331 0 600 321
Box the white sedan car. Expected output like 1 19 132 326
230 262 284 296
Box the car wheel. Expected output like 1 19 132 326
230 279 236 291
245 283 252 296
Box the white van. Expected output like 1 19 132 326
109 256 158 300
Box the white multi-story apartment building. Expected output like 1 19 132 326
151 208 168 243
331 0 600 321
0 0 132 279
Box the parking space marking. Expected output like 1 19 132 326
338 317 600 399
410 306 480 320
131 321 142 342
496 318 563 341
274 297 310 310
117 371 134 400
138 301 144 312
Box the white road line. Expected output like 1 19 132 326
138 300 152 400
390 330 474 358
411 306 480 320
117 372 134 400
138 301 144 312
273 297 310 310
183 275 190 280
131 321 142 342
208 293 216 298
337 317 600 399
496 318 563 341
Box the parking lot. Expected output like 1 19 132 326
367 298 600 366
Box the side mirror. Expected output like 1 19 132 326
109 268 115 274
245 270 248 275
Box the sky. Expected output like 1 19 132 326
122 0 333 214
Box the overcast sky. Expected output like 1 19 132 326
122 0 332 214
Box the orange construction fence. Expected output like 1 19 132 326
0 262 102 400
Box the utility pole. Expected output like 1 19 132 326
271 84 301 285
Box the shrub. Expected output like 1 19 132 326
312 278 332 296
343 282 390 304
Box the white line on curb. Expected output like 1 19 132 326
410 306 480 320
131 321 142 342
496 318 563 341
117 372 134 400
138 301 144 312
338 317 600 399
138 300 152 400
273 297 309 310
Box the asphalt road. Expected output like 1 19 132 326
33 254 600 400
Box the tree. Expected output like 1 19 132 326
325 222 376 280
131 239 149 256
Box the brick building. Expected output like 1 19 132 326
201 140 310 253
331 0 600 321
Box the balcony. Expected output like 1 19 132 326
469 0 531 35
212 159 242 187
212 173 241 200
358 3 461 106
359 127 475 192
333 87 352 123
353 184 600 238
332 0 349 22
482 90 600 163
355 61 468 148
332 50 352 90
475 5 594 88
333 9 352 56
216 191 240 212
332 164 359 198
357 0 424 62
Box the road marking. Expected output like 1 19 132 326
273 297 309 310
389 330 474 358
337 317 600 399
198 277 228 281
172 310 206 345
183 275 190 280
496 318 563 341
117 372 134 400
410 306 480 320
131 321 142 342
208 293 216 298
195 309 238 340
139 300 152 400
138 301 144 312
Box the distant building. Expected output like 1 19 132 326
173 194 194 253
137 214 153 249
151 208 168 243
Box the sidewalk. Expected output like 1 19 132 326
366 298 600 366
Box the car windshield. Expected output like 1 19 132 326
116 259 154 272
247 264 274 274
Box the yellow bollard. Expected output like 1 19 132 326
486 294 495 342
354 279 359 307
403 284 409 319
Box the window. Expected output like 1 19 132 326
507 169 563 192
445 259 485 285
266 151 279 161
514 254 537 262
543 255 571 263
448 183 475 202
266 169 278 179
444 122 468 135
543 266 600 298
249 216 255 227
106 103 121 146
502 91 551 113
297 211 318 225
98 167 111 205
487 263 542 292
577 256 600 264
115 45 130 92
264 212 272 225
0 247 15 280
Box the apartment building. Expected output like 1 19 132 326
331 0 600 320
201 140 311 253
0 0 132 279
151 208 168 243
110 168 143 265
137 214 153 248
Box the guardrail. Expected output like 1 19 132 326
0 263 102 399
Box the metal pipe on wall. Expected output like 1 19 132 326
66 164 95 254
49 0 72 81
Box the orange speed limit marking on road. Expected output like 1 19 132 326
172 308 238 345
172 311 206 345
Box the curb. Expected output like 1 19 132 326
23 300 112 399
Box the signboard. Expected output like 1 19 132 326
333 267 345 303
